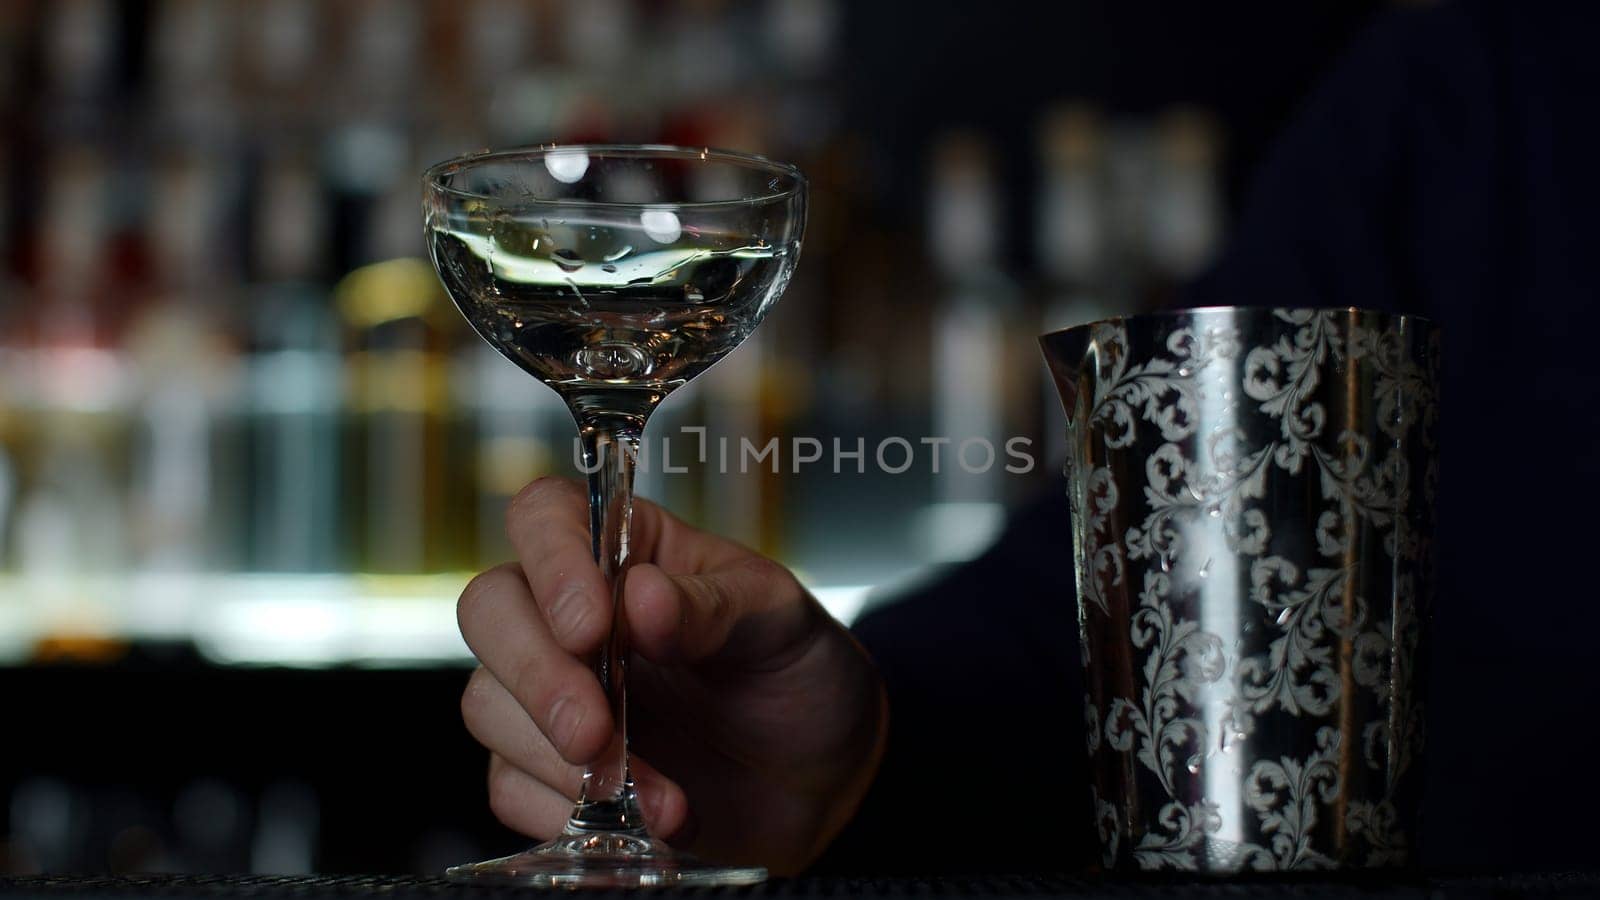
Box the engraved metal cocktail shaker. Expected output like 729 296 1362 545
1041 307 1438 872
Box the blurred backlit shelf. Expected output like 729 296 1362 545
0 572 876 668
1 0 1226 675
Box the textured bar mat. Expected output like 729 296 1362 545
4 874 1600 900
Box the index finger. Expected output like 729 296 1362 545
506 476 756 652
504 477 612 654
626 491 755 576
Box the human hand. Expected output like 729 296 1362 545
458 477 887 874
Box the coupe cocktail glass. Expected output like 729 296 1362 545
424 145 806 887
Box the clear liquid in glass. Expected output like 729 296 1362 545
429 221 790 403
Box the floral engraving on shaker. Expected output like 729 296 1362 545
1134 801 1223 871
1349 322 1434 443
1237 726 1343 870
1125 438 1274 571
1056 308 1436 872
1090 787 1121 870
1345 799 1407 867
1104 571 1226 799
1082 322 1208 449
1241 309 1342 475
1237 557 1366 718
1070 465 1124 618
1350 586 1423 865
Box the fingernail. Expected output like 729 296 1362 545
548 584 590 641
549 695 584 752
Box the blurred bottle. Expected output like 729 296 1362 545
476 0 631 147
1035 105 1116 466
8 777 87 873
433 0 528 156
0 140 13 571
455 342 561 569
552 0 631 142
560 0 632 74
764 0 839 81
342 0 423 119
323 111 471 574
30 147 117 338
665 0 743 104
245 0 320 89
0 142 12 280
693 110 778 547
235 0 325 132
1037 105 1115 325
761 0 842 156
1102 120 1159 308
41 0 117 106
462 0 535 92
337 257 465 575
125 150 241 576
697 331 768 546
172 777 251 872
96 787 173 873
750 136 876 564
242 151 341 572
250 780 319 874
1145 107 1224 294
322 119 410 275
147 0 234 140
921 132 1021 562
12 147 130 585
0 403 14 573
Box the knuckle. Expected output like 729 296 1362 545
744 556 800 602
508 658 549 716
549 586 598 645
683 576 728 622
509 658 580 726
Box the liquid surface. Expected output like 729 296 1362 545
429 219 792 404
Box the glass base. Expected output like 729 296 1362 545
445 830 767 888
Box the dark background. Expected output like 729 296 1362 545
19 0 1567 879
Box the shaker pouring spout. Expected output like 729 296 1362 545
1039 326 1093 421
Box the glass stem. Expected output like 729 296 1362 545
567 410 647 835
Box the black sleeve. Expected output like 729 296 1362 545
811 490 1089 875
1187 0 1502 319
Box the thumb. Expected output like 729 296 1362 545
624 558 819 669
